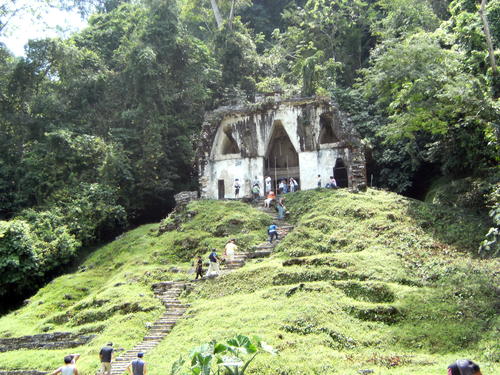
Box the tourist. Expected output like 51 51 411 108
278 179 285 194
326 176 337 189
289 177 298 192
69 354 80 364
252 183 260 202
253 176 260 189
224 239 238 262
268 223 278 243
282 179 289 194
317 174 322 188
127 352 148 375
277 198 286 220
194 256 203 280
264 191 276 208
234 179 241 198
207 248 220 276
265 176 272 193
99 342 114 375
447 360 482 375
51 355 78 375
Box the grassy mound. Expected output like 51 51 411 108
0 200 269 372
0 190 498 375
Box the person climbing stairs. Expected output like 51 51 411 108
110 203 294 374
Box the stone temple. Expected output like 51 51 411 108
197 97 366 199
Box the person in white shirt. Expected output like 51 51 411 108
265 176 272 193
224 239 238 261
52 355 78 375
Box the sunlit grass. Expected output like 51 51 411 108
0 191 498 374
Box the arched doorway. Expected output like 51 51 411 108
334 158 348 188
264 122 300 191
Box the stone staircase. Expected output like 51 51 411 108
109 281 189 375
109 202 295 374
223 203 294 271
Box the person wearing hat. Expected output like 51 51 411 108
447 359 482 375
127 352 147 375
99 342 114 375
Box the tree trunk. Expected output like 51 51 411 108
479 0 498 76
209 0 223 28
228 0 236 30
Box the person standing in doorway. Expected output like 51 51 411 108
234 179 241 198
99 342 114 375
265 176 272 193
51 355 78 375
127 353 148 375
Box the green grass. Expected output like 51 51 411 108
0 190 498 375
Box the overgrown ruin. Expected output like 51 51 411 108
197 97 366 199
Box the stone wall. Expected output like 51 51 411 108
0 332 95 352
174 191 198 207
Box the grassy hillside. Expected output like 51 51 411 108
0 190 498 375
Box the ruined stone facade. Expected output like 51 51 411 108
197 97 366 199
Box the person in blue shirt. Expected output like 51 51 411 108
127 353 147 375
268 223 278 243
207 249 220 276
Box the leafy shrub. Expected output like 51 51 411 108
170 334 276 375
0 220 40 296
0 218 79 296
479 184 500 257
43 183 127 244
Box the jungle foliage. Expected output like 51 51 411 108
0 0 498 298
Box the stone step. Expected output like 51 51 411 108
255 243 275 249
156 318 181 322
144 336 163 340
160 312 185 316
158 297 184 301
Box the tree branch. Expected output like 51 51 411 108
479 0 497 77
209 0 223 28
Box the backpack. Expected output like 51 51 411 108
209 252 217 262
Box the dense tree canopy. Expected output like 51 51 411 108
0 0 498 298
